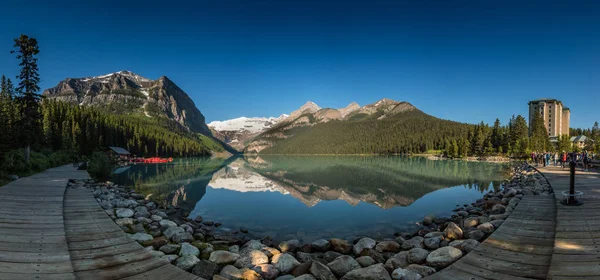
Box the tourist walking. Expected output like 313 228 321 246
561 152 567 168
553 152 558 166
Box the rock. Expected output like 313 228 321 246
150 215 163 222
312 239 331 252
262 247 282 259
290 262 311 277
272 253 300 274
161 254 178 263
423 237 441 250
394 237 405 246
115 208 134 218
401 237 424 250
375 241 401 253
172 232 194 243
385 251 409 270
209 250 240 265
423 232 443 238
457 210 469 218
310 261 337 280
356 256 377 267
279 239 301 253
99 201 112 210
220 265 243 280
327 255 361 277
130 233 153 244
176 255 200 271
294 275 316 280
296 252 318 263
360 248 385 264
150 250 165 258
490 219 504 228
354 237 377 255
391 268 422 280
163 227 185 241
422 214 435 226
405 264 436 277
180 242 200 257
115 218 134 226
477 222 495 234
253 264 280 280
243 269 263 280
276 276 295 280
505 188 518 198
449 239 479 254
159 219 178 229
491 204 506 214
160 244 181 254
7 174 18 180
477 216 490 224
244 240 266 250
234 249 269 268
443 222 463 240
340 263 391 280
148 237 168 250
229 245 240 254
466 230 485 242
463 217 479 228
214 276 229 280
330 238 352 254
425 247 463 269
134 211 150 219
130 223 146 234
406 248 429 264
323 251 343 263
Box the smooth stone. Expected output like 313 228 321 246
253 264 280 280
272 253 300 274
130 233 153 244
150 215 163 222
294 275 316 280
405 264 436 277
115 208 134 218
477 222 495 234
491 204 506 214
160 244 181 254
327 255 361 277
312 239 331 252
340 263 391 280
192 260 219 279
220 265 243 280
463 217 479 228
161 254 178 263
244 240 266 250
490 219 504 228
425 247 463 269
406 248 429 264
423 237 441 250
323 251 343 263
401 237 424 250
279 239 301 253
385 251 409 270
234 249 269 268
422 214 435 226
443 222 463 240
159 219 178 229
353 237 377 255
180 242 200 257
209 250 240 265
449 239 479 253
173 232 194 243
176 255 200 271
423 232 443 238
163 226 185 241
243 269 262 280
356 256 377 267
466 229 485 242
391 268 422 280
276 276 295 280
150 250 165 258
375 241 401 253
330 238 352 254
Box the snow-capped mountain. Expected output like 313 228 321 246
208 114 288 151
43 70 211 135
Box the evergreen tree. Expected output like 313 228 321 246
11 34 41 163
509 115 528 156
557 134 571 152
491 118 501 152
529 111 551 152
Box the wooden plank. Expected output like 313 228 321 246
122 263 200 280
71 248 154 271
69 242 142 260
0 272 76 280
74 257 168 280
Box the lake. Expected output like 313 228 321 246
112 156 508 242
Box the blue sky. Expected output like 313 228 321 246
0 0 598 128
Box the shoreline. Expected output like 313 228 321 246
70 162 551 279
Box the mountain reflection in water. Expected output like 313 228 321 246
112 156 507 242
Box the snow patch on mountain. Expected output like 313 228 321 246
208 114 289 134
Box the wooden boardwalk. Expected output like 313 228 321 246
0 165 88 280
541 166 600 280
428 195 557 280
0 165 200 280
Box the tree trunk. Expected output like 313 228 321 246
25 145 30 163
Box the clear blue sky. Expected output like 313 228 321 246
0 0 598 128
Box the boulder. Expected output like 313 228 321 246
220 265 243 280
401 237 424 250
234 250 269 268
423 232 443 238
385 251 409 270
423 237 441 250
449 239 479 254
310 261 337 280
477 222 495 234
327 255 361 277
279 239 301 253
275 276 295 280
130 233 153 244
209 250 240 265
463 217 479 228
191 260 219 279
148 236 168 249
466 230 485 242
330 238 352 254
375 241 401 253
159 219 178 229
406 248 429 264
115 218 134 226
425 247 463 269
272 253 300 274
405 264 436 277
150 215 163 222
443 222 463 240
312 239 331 252
163 226 185 241
115 208 134 218
356 256 377 267
491 204 506 214
179 242 200 257
422 214 435 226
353 237 377 255
159 244 180 254
391 268 422 280
161 254 178 263
323 251 343 263
340 263 391 280
242 269 262 280
291 261 311 277
490 219 504 228
244 240 266 250
176 255 200 271
295 275 317 280
253 264 280 280
172 232 194 243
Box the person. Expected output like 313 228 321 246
561 152 567 168
545 152 550 167
553 152 557 166
531 152 536 164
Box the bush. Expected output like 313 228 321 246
87 152 113 181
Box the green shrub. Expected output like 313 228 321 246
88 152 113 181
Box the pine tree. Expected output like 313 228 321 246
491 118 501 152
529 111 551 152
11 34 41 163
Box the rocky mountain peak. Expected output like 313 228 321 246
373 98 397 107
338 102 361 118
287 101 322 121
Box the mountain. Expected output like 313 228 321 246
246 98 472 154
208 115 288 151
43 70 211 135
